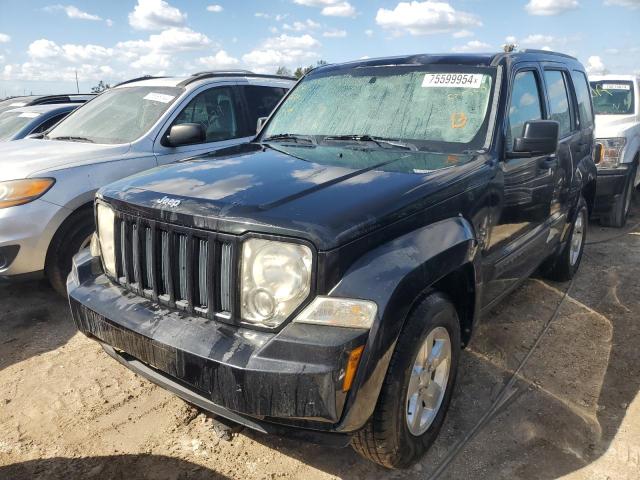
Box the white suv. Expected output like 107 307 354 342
0 71 294 294
590 74 640 227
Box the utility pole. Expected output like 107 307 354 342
75 70 80 93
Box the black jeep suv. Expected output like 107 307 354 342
68 50 597 468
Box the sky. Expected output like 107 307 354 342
0 0 638 97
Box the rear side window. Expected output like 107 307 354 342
544 70 572 138
507 70 543 150
31 112 69 134
570 71 594 128
241 86 288 135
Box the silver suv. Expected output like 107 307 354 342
0 71 294 294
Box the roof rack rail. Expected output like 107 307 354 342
113 75 167 87
177 71 296 87
190 69 254 76
521 49 578 60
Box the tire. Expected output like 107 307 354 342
351 291 461 469
542 196 588 282
45 207 95 297
600 162 637 228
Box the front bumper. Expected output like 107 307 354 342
67 252 369 440
0 199 66 276
594 166 630 214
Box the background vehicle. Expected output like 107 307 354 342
589 74 640 227
0 71 294 295
0 94 94 115
0 104 79 142
69 51 596 468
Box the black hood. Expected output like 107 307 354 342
100 143 480 250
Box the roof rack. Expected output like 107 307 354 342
113 75 167 88
521 49 578 60
177 71 296 87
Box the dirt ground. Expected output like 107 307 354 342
1 201 639 480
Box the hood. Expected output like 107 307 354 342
0 138 130 181
101 143 481 250
594 114 638 139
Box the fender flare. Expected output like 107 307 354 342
331 216 477 432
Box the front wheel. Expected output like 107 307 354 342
351 292 461 469
542 196 588 282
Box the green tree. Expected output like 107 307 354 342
91 80 111 93
275 66 292 76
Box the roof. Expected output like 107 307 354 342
3 103 79 114
114 71 296 90
312 50 583 75
588 74 639 81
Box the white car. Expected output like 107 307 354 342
590 74 640 227
0 71 294 294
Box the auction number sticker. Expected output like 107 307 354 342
602 83 630 90
143 92 175 103
423 73 483 88
9 102 27 107
18 112 40 118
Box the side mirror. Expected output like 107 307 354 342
593 142 603 164
510 120 559 157
256 117 268 133
166 123 205 147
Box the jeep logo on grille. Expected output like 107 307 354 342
155 196 181 208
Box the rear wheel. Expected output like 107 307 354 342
45 208 95 297
351 292 460 469
600 162 637 228
542 196 588 282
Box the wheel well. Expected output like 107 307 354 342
45 202 95 264
432 263 476 347
582 179 596 217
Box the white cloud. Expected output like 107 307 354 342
365 29 374 37
525 0 579 16
376 1 482 36
255 12 288 21
505 35 517 44
283 19 321 31
197 50 240 69
453 29 473 38
604 0 640 7
128 0 187 31
44 4 102 21
323 29 347 37
0 33 10 43
452 40 491 52
242 34 321 73
586 55 608 75
521 34 554 45
206 4 223 13
293 0 357 17
106 19 113 27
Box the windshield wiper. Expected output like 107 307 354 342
323 134 417 151
50 135 95 143
261 133 314 144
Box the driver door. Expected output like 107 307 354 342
154 85 252 165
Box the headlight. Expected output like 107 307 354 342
294 296 378 329
96 203 116 276
0 178 55 209
241 238 312 328
596 137 626 168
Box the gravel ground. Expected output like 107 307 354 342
1 201 639 480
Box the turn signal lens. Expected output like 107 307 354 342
343 345 365 392
0 178 55 209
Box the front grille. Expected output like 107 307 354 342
111 209 238 321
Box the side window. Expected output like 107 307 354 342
31 113 68 134
570 70 594 128
544 70 572 138
241 86 288 135
171 87 241 144
507 70 543 150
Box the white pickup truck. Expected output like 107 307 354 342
589 74 640 227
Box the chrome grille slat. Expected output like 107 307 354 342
111 210 237 322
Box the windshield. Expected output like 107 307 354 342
0 111 40 141
262 66 496 152
590 81 635 115
48 86 183 144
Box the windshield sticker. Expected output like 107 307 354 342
143 92 175 103
18 112 40 118
451 112 468 129
422 74 484 89
602 83 630 90
9 102 27 107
